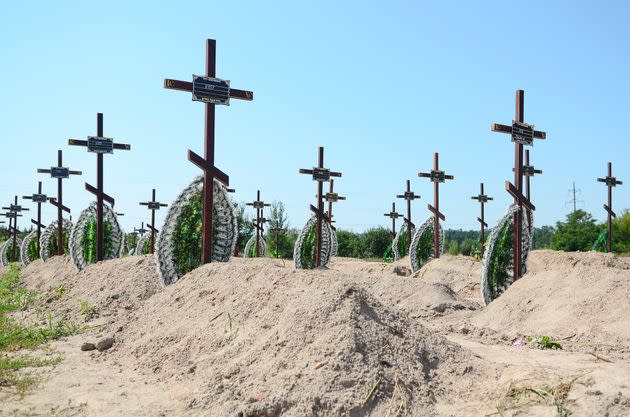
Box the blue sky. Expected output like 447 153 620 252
1 1 628 233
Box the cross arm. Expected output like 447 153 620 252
491 123 546 139
48 198 71 213
85 183 115 206
164 79 254 101
31 219 46 228
505 181 535 211
428 204 446 221
147 224 159 233
69 139 131 151
188 150 229 185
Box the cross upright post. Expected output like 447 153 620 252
491 90 546 280
383 202 402 239
2 196 29 261
471 183 493 254
597 162 623 253
324 179 346 227
299 147 342 267
396 180 421 243
418 152 454 258
246 190 271 258
164 38 253 265
522 149 542 234
22 181 48 255
139 189 168 254
68 113 131 262
37 150 81 256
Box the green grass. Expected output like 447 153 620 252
530 335 563 350
78 300 98 322
0 355 62 396
0 264 38 315
495 376 580 417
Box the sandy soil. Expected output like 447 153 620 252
2 251 630 416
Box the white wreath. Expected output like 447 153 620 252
392 223 415 262
156 175 237 286
409 216 444 273
20 230 39 266
329 226 338 257
40 219 73 262
244 234 268 258
480 204 533 305
293 214 332 269
69 202 123 270
1 237 22 266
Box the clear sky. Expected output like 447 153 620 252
1 1 628 233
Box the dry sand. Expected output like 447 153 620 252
2 251 630 416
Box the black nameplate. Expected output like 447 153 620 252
325 192 339 203
430 170 446 183
32 194 48 203
512 121 534 145
404 191 416 200
252 201 265 209
87 136 114 154
147 202 162 210
9 204 23 212
605 177 619 187
523 165 536 177
3 212 17 218
477 195 489 203
50 167 69 179
192 75 230 105
388 212 400 219
312 167 331 182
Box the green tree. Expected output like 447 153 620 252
551 209 600 252
533 225 555 249
265 201 294 258
447 240 459 255
460 239 473 256
610 209 630 253
336 230 361 257
358 227 391 259
233 201 253 256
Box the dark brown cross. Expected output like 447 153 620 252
471 183 493 255
134 222 147 236
299 147 342 267
68 113 131 262
383 202 402 239
519 149 543 234
597 162 622 253
2 196 28 261
268 223 285 259
418 152 454 258
246 190 270 258
37 150 81 256
22 181 48 255
324 179 346 227
491 90 546 280
139 189 168 254
396 180 421 243
164 38 253 265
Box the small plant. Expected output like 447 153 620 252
224 312 238 343
530 335 562 350
79 300 98 322
54 284 67 299
0 355 62 396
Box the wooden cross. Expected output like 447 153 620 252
418 152 454 258
1 196 28 261
597 162 623 253
139 189 168 254
134 222 148 236
396 180 421 243
491 90 546 280
299 147 342 267
520 149 543 234
164 38 253 265
268 223 285 259
68 113 131 262
324 179 346 223
383 202 402 239
246 190 270 258
471 183 493 254
37 150 81 256
22 181 48 255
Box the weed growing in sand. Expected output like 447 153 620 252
78 300 98 322
0 311 83 351
0 355 62 396
495 376 582 417
54 284 67 300
0 264 38 314
530 335 562 350
224 312 238 343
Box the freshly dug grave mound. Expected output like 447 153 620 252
21 254 161 323
114 258 495 416
473 250 630 346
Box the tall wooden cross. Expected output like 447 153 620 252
134 222 147 236
299 147 342 267
471 183 493 254
383 202 402 239
418 152 454 259
2 196 28 261
245 190 270 258
139 189 168 254
324 179 346 227
491 90 546 280
22 181 48 255
164 38 253 264
522 149 543 234
396 180 421 243
37 150 81 256
597 162 623 253
68 113 131 262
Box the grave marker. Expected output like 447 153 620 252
597 162 622 253
396 180 421 243
418 152 454 258
491 90 546 280
37 150 81 256
471 183 493 254
2 196 28 261
383 202 402 239
298 147 342 267
246 190 270 258
22 181 47 254
69 113 130 261
324 179 346 225
164 38 253 265
139 189 168 254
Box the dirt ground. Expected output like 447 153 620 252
2 251 630 416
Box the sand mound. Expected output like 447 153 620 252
114 258 494 416
473 250 630 345
21 254 161 323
